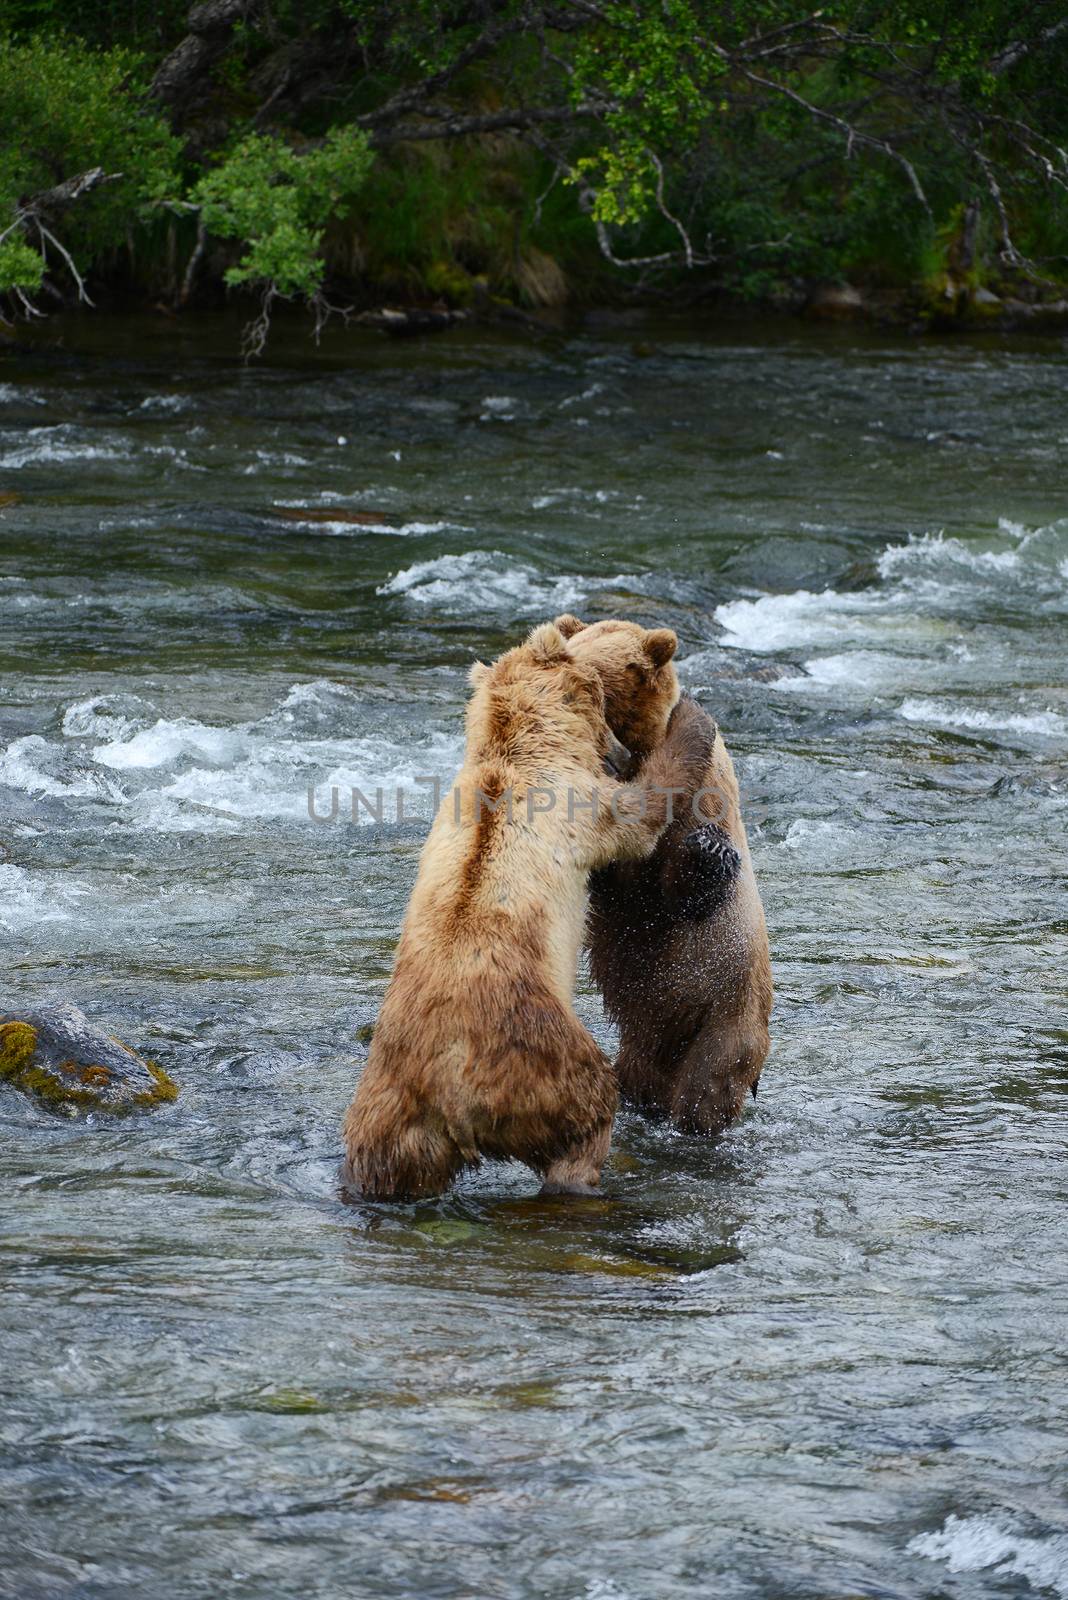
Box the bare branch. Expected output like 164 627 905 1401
737 10 828 55
14 287 44 318
0 167 120 315
974 152 1023 267
35 221 94 306
0 167 120 246
740 68 931 212
354 11 535 132
647 148 693 268
989 16 1068 76
30 167 120 215
178 211 208 307
241 285 278 361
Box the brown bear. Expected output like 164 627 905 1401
554 616 773 1136
342 620 713 1201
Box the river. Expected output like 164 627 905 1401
1 310 1067 1600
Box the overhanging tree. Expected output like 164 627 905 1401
2 0 1067 341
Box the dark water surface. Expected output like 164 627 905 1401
1 311 1067 1600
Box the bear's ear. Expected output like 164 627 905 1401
645 628 678 668
554 613 587 639
525 622 571 665
468 659 491 688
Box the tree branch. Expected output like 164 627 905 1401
25 167 119 216
35 221 94 305
0 168 120 309
354 9 535 132
989 16 1068 76
372 102 603 145
740 67 930 212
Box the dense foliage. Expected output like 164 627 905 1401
0 37 178 300
2 1 1067 339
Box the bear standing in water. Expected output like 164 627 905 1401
342 621 713 1200
555 616 773 1136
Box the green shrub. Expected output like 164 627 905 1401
0 35 179 294
194 126 374 301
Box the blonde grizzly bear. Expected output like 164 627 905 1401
342 620 713 1200
554 616 773 1135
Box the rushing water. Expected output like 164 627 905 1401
1 310 1067 1600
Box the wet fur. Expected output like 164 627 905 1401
555 617 773 1136
342 621 711 1200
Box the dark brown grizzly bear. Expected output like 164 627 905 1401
554 616 773 1135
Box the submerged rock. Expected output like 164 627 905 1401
0 1002 178 1114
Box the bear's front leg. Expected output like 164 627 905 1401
659 822 742 920
538 1118 613 1197
589 710 719 867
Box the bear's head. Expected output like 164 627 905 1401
466 622 629 773
552 616 680 760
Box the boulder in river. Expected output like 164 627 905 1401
0 1003 178 1114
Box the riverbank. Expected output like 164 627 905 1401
6 283 1068 380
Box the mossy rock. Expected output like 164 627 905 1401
0 1003 178 1114
423 258 476 307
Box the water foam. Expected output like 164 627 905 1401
137 394 188 413
0 864 88 932
0 383 46 407
378 550 639 615
150 727 463 827
27 685 466 831
715 588 895 652
899 697 1068 740
0 426 124 469
271 679 363 730
275 517 465 538
877 531 1022 580
62 694 144 741
780 818 858 860
93 719 244 771
479 395 519 420
531 486 633 511
0 735 126 801
722 522 1068 668
909 1513 1068 1598
775 651 915 692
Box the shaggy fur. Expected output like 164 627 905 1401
342 621 713 1200
555 616 773 1135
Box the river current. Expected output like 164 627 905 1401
1 311 1066 1600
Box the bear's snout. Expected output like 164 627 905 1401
601 730 632 778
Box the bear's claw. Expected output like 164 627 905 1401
661 822 742 920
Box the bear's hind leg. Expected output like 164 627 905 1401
668 1023 765 1137
539 1118 613 1196
342 1101 466 1202
615 1036 674 1120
